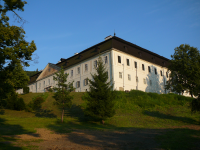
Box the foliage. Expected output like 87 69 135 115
23 86 29 94
190 95 200 113
6 91 25 111
82 57 116 123
0 0 36 103
166 44 200 97
25 93 48 112
53 66 74 122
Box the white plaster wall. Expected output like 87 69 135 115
112 49 169 94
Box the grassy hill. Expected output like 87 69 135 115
0 90 200 149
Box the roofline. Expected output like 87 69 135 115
112 36 170 61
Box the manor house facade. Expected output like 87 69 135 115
16 35 188 95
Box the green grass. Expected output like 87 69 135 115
0 90 200 149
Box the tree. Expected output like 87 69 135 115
0 0 36 101
53 67 74 123
82 57 116 124
166 44 200 98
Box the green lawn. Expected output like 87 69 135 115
0 90 199 149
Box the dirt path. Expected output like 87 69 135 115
9 125 200 150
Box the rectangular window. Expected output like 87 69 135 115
44 81 45 87
76 81 80 88
150 80 152 86
77 67 80 74
94 60 97 67
105 56 108 64
155 68 157 75
134 61 137 68
160 70 163 76
118 56 121 63
39 83 41 89
143 78 146 84
85 64 88 71
119 72 122 78
166 72 168 78
128 74 131 81
84 78 88 86
142 64 145 71
71 70 73 77
148 66 151 73
48 79 50 85
127 59 130 66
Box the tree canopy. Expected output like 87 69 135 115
82 57 116 124
166 44 200 97
0 0 36 100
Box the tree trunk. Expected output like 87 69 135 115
61 108 64 123
102 120 104 125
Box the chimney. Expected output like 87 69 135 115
104 35 112 40
74 52 79 55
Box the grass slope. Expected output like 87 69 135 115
0 90 199 149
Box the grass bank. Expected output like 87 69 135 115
0 90 199 149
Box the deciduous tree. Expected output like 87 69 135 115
82 57 116 124
0 0 36 101
166 44 200 97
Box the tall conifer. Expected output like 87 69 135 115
83 57 116 124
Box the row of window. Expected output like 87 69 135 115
119 73 166 84
118 56 169 77
69 56 108 77
76 79 88 88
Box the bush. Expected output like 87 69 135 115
6 92 26 111
23 86 29 94
32 97 45 110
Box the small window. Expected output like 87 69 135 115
148 66 151 73
155 68 157 75
77 67 80 74
134 61 137 68
160 70 163 76
166 72 168 78
105 56 108 64
44 81 45 86
76 81 80 88
142 64 145 71
118 56 121 63
150 80 152 86
94 60 97 67
48 79 50 85
128 74 131 81
119 72 122 78
85 64 88 71
39 83 41 89
127 59 130 66
71 70 73 77
136 76 139 82
143 78 146 84
84 79 88 86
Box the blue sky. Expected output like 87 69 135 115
6 0 200 71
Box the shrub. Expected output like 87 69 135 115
23 86 29 94
6 92 26 111
32 97 45 110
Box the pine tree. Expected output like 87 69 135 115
53 67 74 123
83 57 116 124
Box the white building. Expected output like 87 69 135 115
16 35 174 95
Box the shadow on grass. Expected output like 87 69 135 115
35 109 57 118
0 117 40 149
143 110 200 125
0 109 5 115
45 120 200 150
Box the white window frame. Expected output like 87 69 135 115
119 72 122 79
84 78 88 86
76 81 80 88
